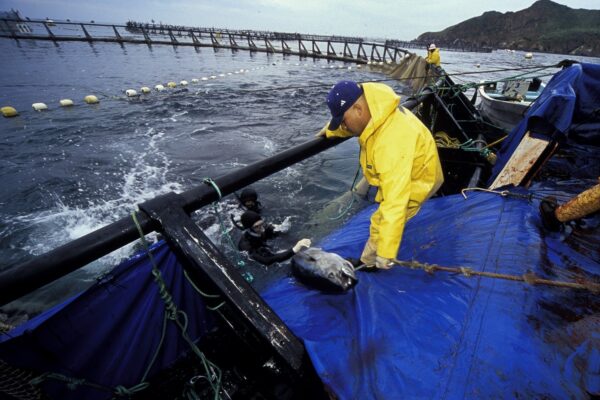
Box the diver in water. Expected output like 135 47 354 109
231 187 263 229
237 210 310 266
238 187 262 213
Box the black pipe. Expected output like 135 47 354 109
0 95 430 307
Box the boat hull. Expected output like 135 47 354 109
477 85 531 132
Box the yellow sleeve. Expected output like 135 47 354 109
432 51 441 66
325 126 354 139
372 131 417 259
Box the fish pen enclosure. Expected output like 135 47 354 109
0 18 410 63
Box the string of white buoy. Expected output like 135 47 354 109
1 67 251 117
1 61 366 118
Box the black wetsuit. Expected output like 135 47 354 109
237 225 294 266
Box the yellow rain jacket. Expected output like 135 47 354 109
326 83 444 258
426 48 441 67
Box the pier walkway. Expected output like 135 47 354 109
1 18 413 63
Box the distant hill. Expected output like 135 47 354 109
417 0 600 57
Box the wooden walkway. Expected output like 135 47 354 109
386 39 493 53
0 18 413 63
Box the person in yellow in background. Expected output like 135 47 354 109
425 43 441 67
321 80 443 269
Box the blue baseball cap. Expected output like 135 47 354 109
327 80 363 130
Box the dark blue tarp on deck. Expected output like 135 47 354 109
490 62 600 184
262 188 600 399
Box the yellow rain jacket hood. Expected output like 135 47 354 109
326 82 443 258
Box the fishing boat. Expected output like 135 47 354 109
477 77 546 132
0 58 598 399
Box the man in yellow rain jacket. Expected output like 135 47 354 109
324 81 443 269
425 43 441 67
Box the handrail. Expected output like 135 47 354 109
0 18 410 63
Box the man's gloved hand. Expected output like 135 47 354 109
292 238 312 253
315 122 329 137
360 238 377 267
375 256 394 270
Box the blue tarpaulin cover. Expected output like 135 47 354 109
262 187 600 399
262 61 600 399
0 241 214 400
490 62 600 184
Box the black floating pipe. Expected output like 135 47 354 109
0 94 430 307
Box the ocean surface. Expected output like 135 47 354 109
1 37 599 320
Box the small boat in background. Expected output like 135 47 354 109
477 77 545 132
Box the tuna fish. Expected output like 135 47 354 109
291 247 358 292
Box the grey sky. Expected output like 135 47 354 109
2 0 599 39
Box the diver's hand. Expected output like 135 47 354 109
293 239 312 253
375 256 394 270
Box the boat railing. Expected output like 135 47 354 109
0 93 429 308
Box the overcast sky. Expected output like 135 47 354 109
2 0 598 39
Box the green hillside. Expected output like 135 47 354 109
417 0 600 56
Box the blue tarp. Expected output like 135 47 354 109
262 189 600 399
490 62 600 184
0 241 214 400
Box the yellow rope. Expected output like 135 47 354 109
483 135 508 149
434 131 462 148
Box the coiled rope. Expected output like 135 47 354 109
434 132 505 163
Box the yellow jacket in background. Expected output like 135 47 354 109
326 83 444 258
426 48 441 66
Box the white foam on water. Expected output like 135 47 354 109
272 216 292 233
169 110 189 121
14 126 183 275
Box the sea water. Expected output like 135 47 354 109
1 38 598 319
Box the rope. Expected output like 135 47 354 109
327 161 362 221
434 132 463 148
434 132 499 163
234 63 564 94
391 259 600 293
130 212 223 400
482 135 508 149
203 178 253 283
460 187 544 202
183 270 226 311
